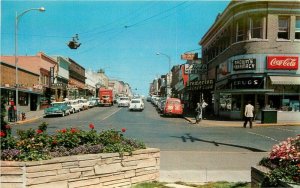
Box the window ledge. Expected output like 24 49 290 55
293 39 300 42
276 39 291 42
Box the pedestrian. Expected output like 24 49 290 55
201 100 208 119
243 101 254 128
195 102 202 124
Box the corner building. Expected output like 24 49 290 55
200 1 300 121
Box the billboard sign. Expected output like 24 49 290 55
267 56 298 70
233 58 256 71
181 53 198 60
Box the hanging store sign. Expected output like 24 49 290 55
233 58 256 71
181 53 198 60
187 79 214 91
231 77 264 89
50 67 54 84
267 56 298 70
184 63 207 74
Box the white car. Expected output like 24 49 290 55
118 97 130 107
77 99 89 110
66 100 81 113
129 98 144 111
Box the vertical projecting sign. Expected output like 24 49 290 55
50 67 54 84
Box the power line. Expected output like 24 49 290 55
124 1 188 28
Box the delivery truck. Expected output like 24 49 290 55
98 88 113 106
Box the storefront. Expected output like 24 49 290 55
215 55 300 122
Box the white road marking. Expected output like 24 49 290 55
247 131 279 142
267 127 298 132
102 108 122 120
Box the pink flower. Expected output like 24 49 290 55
89 123 95 129
61 129 67 133
121 128 126 133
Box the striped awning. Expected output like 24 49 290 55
269 76 300 85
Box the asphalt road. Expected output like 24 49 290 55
12 101 299 152
11 101 299 182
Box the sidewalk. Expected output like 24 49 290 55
5 109 45 125
182 114 300 127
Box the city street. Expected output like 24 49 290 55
9 101 300 182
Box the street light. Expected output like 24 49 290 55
15 7 45 122
156 52 171 97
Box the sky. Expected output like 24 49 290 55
1 0 229 96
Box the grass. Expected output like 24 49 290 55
132 181 251 188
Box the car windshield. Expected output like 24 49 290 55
168 100 180 105
52 103 64 107
131 100 140 103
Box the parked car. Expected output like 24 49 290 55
44 102 72 117
88 98 99 107
118 97 130 107
129 98 144 111
78 99 89 110
163 98 183 116
66 100 81 113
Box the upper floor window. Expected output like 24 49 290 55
278 16 289 40
236 19 246 42
295 17 300 40
250 17 263 39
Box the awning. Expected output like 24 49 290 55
216 89 274 94
270 76 300 85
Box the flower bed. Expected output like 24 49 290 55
251 135 299 187
0 122 160 187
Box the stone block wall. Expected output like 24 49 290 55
0 148 160 188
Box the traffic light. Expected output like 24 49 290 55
67 34 81 49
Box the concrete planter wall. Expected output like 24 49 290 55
0 148 160 188
251 166 299 188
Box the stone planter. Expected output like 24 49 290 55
251 166 300 188
0 148 160 188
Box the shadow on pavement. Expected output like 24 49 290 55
171 133 266 152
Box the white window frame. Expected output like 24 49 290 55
278 16 290 40
236 19 245 42
295 17 300 40
250 17 263 39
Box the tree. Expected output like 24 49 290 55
0 96 7 133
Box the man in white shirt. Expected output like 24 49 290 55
243 101 254 128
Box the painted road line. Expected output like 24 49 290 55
102 108 122 120
247 131 279 142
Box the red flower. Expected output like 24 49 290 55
5 125 11 129
89 123 95 129
0 131 6 137
121 128 126 133
52 140 57 145
36 129 43 134
61 129 67 133
70 128 77 133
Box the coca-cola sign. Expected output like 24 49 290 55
267 56 298 70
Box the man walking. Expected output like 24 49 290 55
195 102 202 124
243 101 254 128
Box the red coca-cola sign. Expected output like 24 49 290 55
267 56 298 70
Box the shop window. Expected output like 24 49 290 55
278 16 289 40
219 93 231 111
18 92 28 106
295 17 300 39
236 18 246 42
231 95 241 111
250 17 263 39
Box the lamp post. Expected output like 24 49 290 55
156 52 171 97
15 7 45 122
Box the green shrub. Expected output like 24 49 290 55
0 122 145 161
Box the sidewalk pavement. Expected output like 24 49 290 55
5 109 45 125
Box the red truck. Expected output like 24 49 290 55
98 88 113 106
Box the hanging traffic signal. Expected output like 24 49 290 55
67 34 81 49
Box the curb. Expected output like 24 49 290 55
8 116 43 126
183 116 300 127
